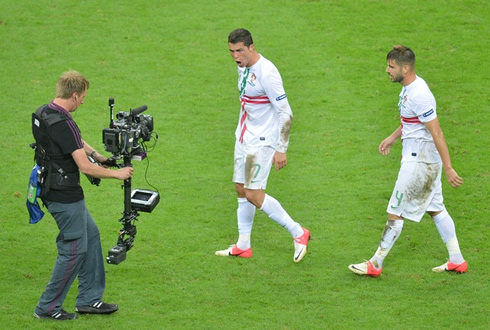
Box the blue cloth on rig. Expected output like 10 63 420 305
26 164 44 224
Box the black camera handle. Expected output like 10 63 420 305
109 98 115 128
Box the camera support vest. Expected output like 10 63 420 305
31 105 80 196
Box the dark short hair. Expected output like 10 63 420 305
387 45 415 67
228 28 254 47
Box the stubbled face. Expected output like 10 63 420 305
386 59 404 83
229 42 254 68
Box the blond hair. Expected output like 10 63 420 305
56 71 90 99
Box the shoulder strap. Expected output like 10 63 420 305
34 104 70 126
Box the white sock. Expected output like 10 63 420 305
433 210 464 264
370 220 404 269
236 197 255 250
259 194 303 238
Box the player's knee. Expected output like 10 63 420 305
244 189 264 208
244 191 258 205
388 213 403 221
427 210 442 217
235 183 246 197
430 209 448 222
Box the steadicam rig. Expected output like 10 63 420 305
103 98 160 265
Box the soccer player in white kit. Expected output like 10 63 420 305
348 45 467 277
215 28 310 263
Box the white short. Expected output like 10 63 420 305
386 160 445 222
233 141 275 190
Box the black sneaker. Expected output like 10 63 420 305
75 301 119 314
34 309 78 320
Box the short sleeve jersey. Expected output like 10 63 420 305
235 55 293 153
398 76 441 163
40 102 85 203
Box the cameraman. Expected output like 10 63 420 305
33 71 133 321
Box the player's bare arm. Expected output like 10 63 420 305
424 118 463 188
379 125 402 156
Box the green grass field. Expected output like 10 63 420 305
1 0 489 329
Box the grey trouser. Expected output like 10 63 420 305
34 199 105 316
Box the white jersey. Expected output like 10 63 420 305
235 55 293 153
398 76 441 163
